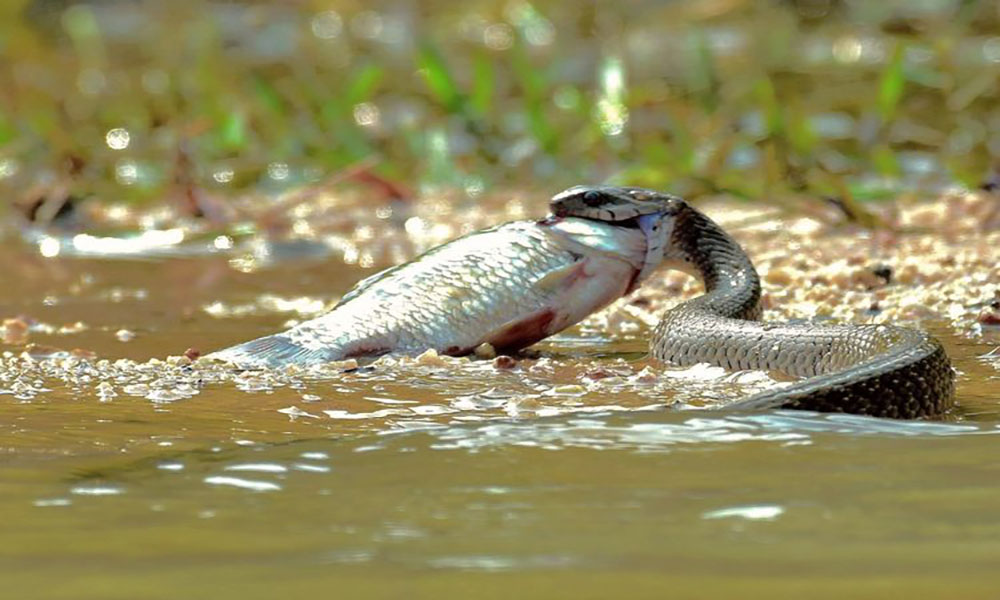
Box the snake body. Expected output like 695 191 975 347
551 185 955 419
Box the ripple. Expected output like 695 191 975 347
319 549 374 565
292 463 331 473
416 411 991 452
427 554 577 572
323 408 410 419
223 463 288 473
70 485 124 496
703 504 784 520
300 451 329 460
33 498 72 507
203 476 282 492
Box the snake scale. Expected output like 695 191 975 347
550 185 955 419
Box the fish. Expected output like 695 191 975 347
206 214 664 368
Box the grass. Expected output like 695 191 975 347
1 0 998 225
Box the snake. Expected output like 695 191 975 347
550 185 956 419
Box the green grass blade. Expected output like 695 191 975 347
878 44 906 121
347 63 384 105
417 42 462 112
219 110 247 152
470 52 495 118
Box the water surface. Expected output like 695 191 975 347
2 237 999 599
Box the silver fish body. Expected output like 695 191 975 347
207 217 651 368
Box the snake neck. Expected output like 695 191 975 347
668 204 762 321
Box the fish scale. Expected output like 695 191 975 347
207 217 654 368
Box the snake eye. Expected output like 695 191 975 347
583 190 603 207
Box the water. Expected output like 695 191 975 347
2 237 999 599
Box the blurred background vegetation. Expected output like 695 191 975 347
2 0 1000 228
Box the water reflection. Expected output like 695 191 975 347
43 406 996 509
418 410 991 453
203 476 282 492
702 504 784 520
6 386 997 596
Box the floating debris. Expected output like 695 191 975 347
492 355 517 369
473 342 497 359
2 318 30 345
115 329 136 342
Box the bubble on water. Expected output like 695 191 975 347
463 176 484 198
404 217 426 235
484 23 514 50
832 36 863 63
267 162 290 181
212 168 234 184
0 158 19 179
353 102 380 127
115 160 138 185
38 237 61 258
311 10 343 40
105 128 130 150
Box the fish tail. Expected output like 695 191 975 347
205 334 332 369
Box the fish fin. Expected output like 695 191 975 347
535 261 585 292
205 334 331 369
484 309 557 352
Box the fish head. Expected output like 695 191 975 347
549 186 685 291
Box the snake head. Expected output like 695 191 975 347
549 185 685 222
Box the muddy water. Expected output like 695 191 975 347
2 235 1000 599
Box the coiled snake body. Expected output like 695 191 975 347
551 185 955 419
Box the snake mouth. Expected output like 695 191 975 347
582 214 644 229
547 204 644 227
539 213 644 229
549 204 570 219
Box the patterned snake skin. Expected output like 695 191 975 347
550 185 955 419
